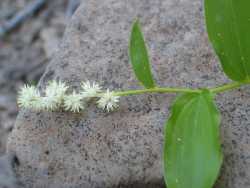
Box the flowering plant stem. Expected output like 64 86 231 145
113 81 250 97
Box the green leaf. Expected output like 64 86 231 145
129 20 155 88
164 90 223 188
205 0 250 82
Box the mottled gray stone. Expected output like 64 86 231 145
7 0 250 187
0 154 21 188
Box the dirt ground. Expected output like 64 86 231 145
0 0 78 156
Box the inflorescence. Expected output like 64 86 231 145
17 80 120 112
17 80 247 113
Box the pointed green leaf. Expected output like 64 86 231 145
164 90 223 188
129 20 155 88
205 0 250 82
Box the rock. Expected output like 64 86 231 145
7 0 250 187
41 27 60 58
0 154 21 188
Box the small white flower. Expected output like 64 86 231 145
44 80 68 110
97 89 120 112
40 96 59 111
32 97 45 110
45 80 68 98
64 91 84 112
17 85 41 109
81 81 102 99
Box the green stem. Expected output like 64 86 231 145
114 87 201 96
112 81 249 97
209 82 245 93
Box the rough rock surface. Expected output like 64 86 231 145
7 0 250 187
0 153 21 188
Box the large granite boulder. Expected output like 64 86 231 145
7 0 250 187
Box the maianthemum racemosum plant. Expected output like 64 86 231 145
17 1 250 188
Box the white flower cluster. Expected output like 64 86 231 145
17 81 120 112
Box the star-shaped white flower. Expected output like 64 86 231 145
81 81 102 99
17 85 41 109
44 80 68 110
97 89 120 112
40 96 59 111
64 91 84 112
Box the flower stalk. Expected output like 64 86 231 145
114 81 250 97
17 80 250 113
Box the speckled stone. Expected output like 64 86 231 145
0 154 20 188
7 0 250 187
